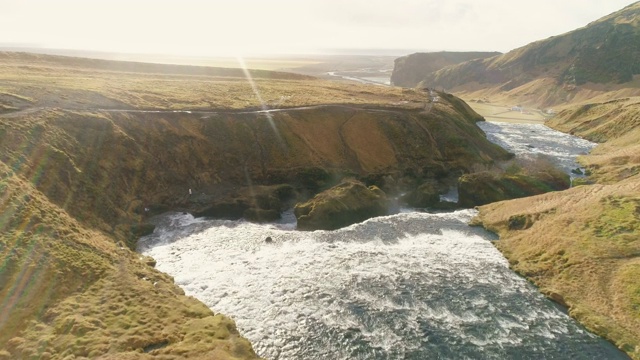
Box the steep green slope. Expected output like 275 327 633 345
417 2 640 106
548 97 640 143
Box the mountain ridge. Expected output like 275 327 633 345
389 2 640 107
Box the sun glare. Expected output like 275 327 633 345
237 56 285 145
1 0 635 56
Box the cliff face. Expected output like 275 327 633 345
390 51 501 88
0 52 511 359
0 101 509 237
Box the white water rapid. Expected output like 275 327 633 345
139 122 626 359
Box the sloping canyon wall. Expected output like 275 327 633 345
0 101 509 237
0 94 510 358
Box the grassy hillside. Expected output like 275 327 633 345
416 2 640 107
0 52 510 358
0 51 314 81
474 97 640 359
548 97 640 183
0 102 509 236
473 175 640 359
0 161 260 359
390 51 501 88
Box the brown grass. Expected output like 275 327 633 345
0 159 261 359
0 52 428 112
474 175 640 358
547 97 640 184
452 77 640 111
473 95 640 358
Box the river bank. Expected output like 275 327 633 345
473 99 640 359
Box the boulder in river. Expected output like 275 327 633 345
402 180 441 208
244 208 281 223
192 184 295 222
294 179 390 230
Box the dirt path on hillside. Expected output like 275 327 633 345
0 103 419 119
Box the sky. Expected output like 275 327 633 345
1 0 636 56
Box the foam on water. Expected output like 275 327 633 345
140 210 626 359
137 123 623 359
477 121 597 175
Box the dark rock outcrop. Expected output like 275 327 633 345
193 199 250 219
192 184 295 222
244 208 280 223
402 181 441 208
294 179 389 230
458 168 570 208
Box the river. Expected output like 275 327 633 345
327 71 392 86
138 122 627 359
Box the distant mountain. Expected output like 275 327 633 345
390 51 501 87
0 51 313 80
415 2 640 106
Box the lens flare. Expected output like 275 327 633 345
236 57 284 147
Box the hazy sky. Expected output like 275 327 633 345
1 0 636 56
